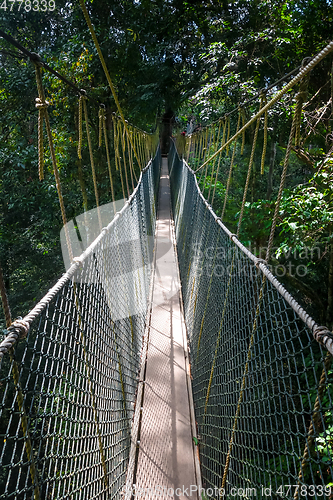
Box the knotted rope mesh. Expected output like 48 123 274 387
0 149 161 499
169 142 333 498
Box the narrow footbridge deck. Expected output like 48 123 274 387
133 158 200 498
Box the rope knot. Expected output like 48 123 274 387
313 325 333 353
35 97 49 109
72 256 84 265
12 318 30 338
3 319 30 348
301 56 312 67
99 108 106 119
255 258 267 269
229 233 238 242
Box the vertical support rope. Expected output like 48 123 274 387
121 123 131 196
221 116 227 149
126 126 137 185
207 120 222 202
331 61 333 118
78 0 142 170
210 117 227 206
0 263 11 328
294 74 309 148
78 95 83 160
0 262 40 500
34 63 73 262
36 98 47 180
294 352 332 499
117 120 127 200
112 115 119 172
98 106 103 147
186 135 192 163
240 107 246 156
221 275 267 490
77 158 88 212
202 127 209 164
193 134 199 165
100 106 116 212
237 94 264 237
260 93 268 174
221 110 241 220
210 148 223 207
112 115 126 200
225 115 231 156
199 131 205 168
82 96 102 230
195 133 201 168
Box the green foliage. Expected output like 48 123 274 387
279 167 333 248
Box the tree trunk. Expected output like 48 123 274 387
326 230 333 329
266 141 276 200
160 108 174 155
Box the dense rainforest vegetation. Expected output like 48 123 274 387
0 0 332 331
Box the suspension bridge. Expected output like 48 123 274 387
1 7 333 499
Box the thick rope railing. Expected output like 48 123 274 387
34 61 73 263
221 110 241 220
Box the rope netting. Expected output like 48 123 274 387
0 149 161 499
169 141 333 498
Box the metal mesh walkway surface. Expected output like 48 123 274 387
133 158 200 499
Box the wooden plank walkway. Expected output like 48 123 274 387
134 158 200 499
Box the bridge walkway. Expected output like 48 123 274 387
134 158 200 499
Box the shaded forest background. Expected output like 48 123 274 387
0 0 332 328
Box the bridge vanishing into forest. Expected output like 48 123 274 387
1 7 333 500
